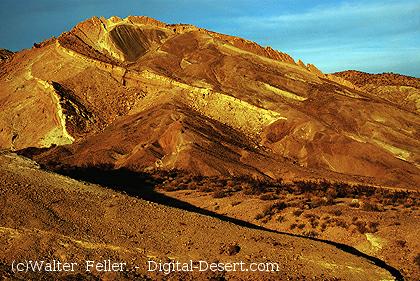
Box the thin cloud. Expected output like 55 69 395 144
224 0 420 76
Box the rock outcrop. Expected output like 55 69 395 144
0 49 13 62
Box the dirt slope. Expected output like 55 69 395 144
0 152 400 280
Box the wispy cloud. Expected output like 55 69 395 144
234 1 419 43
223 0 420 75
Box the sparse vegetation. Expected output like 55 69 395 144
277 215 285 223
155 170 418 259
303 230 319 238
231 201 241 207
361 201 383 212
297 223 306 229
335 219 348 229
367 222 379 233
348 200 360 208
156 172 419 214
415 254 420 269
353 220 368 234
293 209 304 217
213 190 228 198
328 209 342 216
220 243 241 256
255 201 288 221
260 193 278 200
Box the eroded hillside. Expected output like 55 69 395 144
0 16 419 190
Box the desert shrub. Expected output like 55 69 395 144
324 217 334 225
335 219 348 229
261 217 270 224
255 201 287 220
231 201 241 207
262 207 275 218
186 181 199 190
213 190 228 198
303 213 320 219
220 244 241 256
414 254 420 268
294 180 318 194
353 221 367 234
297 223 306 229
198 184 213 193
308 196 328 209
290 223 297 230
320 222 327 232
303 230 319 238
293 209 304 217
271 201 288 211
265 201 289 217
403 198 414 208
367 222 379 233
309 218 319 228
277 215 286 223
396 240 406 247
242 182 258 195
255 213 264 220
326 187 338 200
226 180 235 187
348 200 360 208
332 182 351 193
362 201 383 212
328 209 342 216
163 184 178 192
260 193 278 201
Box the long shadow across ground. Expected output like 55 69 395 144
53 166 404 281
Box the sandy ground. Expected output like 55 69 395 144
0 152 400 280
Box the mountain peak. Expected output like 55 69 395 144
1 15 419 190
61 15 297 66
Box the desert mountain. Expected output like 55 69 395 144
0 16 419 189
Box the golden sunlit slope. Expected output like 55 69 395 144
0 16 419 189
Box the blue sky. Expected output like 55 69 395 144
0 0 419 76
